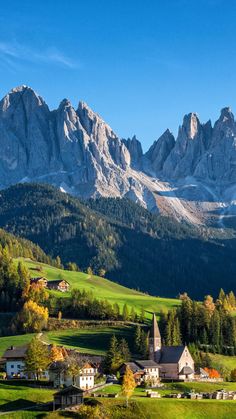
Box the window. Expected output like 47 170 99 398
11 365 14 369
17 365 21 369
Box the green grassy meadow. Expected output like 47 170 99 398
0 325 135 357
1 381 236 419
19 258 180 319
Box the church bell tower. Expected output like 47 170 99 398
149 313 162 362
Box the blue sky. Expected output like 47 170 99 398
0 0 235 150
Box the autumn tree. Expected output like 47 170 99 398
19 300 48 332
121 366 136 407
25 337 50 380
50 344 66 362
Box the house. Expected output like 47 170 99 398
195 367 210 380
135 360 160 385
149 314 195 381
47 279 70 292
119 362 144 384
2 344 49 380
119 360 160 386
2 345 28 378
30 277 48 288
49 361 96 389
53 385 84 410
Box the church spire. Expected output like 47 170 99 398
149 313 162 362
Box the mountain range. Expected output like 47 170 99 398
1 85 236 227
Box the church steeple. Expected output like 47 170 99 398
149 313 162 362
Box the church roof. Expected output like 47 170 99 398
159 346 185 363
150 313 161 339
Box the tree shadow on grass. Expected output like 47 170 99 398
52 327 134 352
0 398 36 412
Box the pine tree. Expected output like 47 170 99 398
119 338 131 362
103 335 122 373
122 304 129 321
134 325 142 354
140 307 145 323
130 307 136 322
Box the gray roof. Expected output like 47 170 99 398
150 313 161 339
179 366 194 375
3 345 28 359
159 346 185 363
54 385 84 395
136 360 160 369
121 362 142 373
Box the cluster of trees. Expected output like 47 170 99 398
103 335 131 373
160 290 236 355
47 289 139 322
0 249 31 312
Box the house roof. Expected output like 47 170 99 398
47 279 69 285
54 385 84 396
178 366 194 375
159 346 185 364
135 360 160 369
3 345 28 359
121 362 142 373
30 277 47 283
150 313 161 339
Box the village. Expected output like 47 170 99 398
0 313 235 413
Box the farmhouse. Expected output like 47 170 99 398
2 344 49 379
30 277 48 288
49 360 96 389
47 279 70 292
119 360 160 386
2 345 28 378
149 314 195 380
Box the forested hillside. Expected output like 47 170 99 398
0 183 235 299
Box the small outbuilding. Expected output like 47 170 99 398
53 385 84 410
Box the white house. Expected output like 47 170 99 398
49 361 96 390
3 346 28 378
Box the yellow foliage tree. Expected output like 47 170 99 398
50 344 65 362
121 366 136 407
20 299 48 332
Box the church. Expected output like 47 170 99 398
148 313 195 381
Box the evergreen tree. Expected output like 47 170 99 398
119 338 131 362
134 325 142 354
122 304 129 321
103 335 122 373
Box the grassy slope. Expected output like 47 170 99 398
21 259 180 318
0 381 54 412
210 353 236 371
0 326 135 357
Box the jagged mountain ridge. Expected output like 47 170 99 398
1 85 236 226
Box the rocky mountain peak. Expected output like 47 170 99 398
182 112 200 139
219 106 234 122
